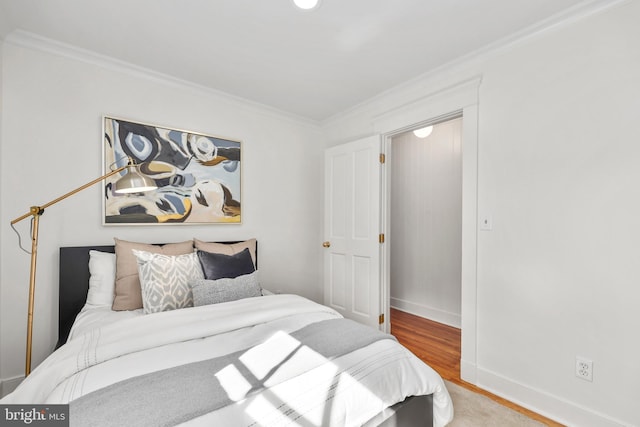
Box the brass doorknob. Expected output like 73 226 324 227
322 241 331 248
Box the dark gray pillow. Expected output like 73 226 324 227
189 271 262 306
197 247 255 280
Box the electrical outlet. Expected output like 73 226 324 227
575 357 593 382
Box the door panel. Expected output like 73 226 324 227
329 253 347 309
352 255 371 316
324 135 381 328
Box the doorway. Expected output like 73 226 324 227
388 117 463 329
327 76 480 384
375 80 480 383
386 117 463 381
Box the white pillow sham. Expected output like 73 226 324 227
86 250 117 307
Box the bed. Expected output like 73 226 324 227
2 240 453 427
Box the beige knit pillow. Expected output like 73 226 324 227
112 238 194 311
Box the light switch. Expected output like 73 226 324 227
480 215 493 231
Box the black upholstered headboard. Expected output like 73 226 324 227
57 241 257 349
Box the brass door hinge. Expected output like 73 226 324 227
380 153 386 164
379 313 385 324
379 233 385 243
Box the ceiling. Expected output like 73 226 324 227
0 0 602 121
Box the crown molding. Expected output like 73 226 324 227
3 30 320 128
3 0 628 128
457 0 630 66
322 0 629 127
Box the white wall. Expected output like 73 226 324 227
390 119 462 327
0 35 324 383
323 2 640 426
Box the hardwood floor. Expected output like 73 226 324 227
390 308 564 426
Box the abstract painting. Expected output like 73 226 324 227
103 116 241 224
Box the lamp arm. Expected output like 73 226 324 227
10 163 125 376
11 165 126 225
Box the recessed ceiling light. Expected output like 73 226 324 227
413 126 433 139
293 0 320 10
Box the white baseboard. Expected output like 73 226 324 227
390 298 461 328
1 375 24 398
476 367 629 427
391 299 626 426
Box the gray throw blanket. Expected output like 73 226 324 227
69 318 395 427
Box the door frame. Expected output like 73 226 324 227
374 76 481 384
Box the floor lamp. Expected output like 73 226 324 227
11 158 157 376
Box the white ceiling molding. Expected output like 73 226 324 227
323 0 627 125
1 0 629 122
3 30 319 127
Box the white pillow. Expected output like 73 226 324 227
86 250 117 307
133 250 204 314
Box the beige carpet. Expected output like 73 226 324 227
445 381 546 427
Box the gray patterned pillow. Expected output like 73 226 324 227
133 249 204 314
189 271 262 306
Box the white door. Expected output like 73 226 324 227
323 135 382 329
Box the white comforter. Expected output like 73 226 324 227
4 294 453 426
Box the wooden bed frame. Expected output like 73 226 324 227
57 243 433 426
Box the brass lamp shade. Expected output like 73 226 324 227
114 165 157 194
